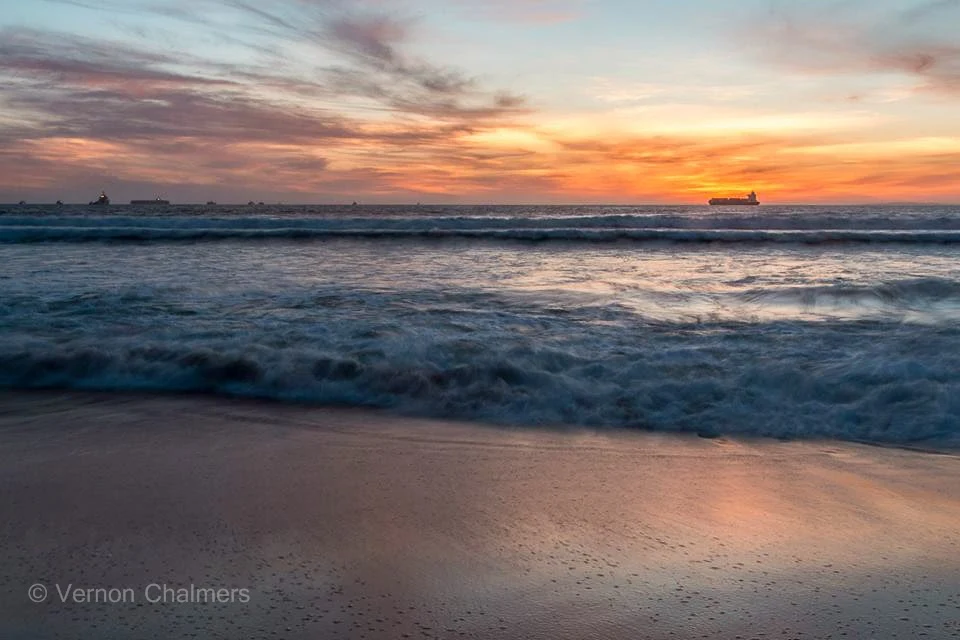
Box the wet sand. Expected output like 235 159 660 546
0 391 958 639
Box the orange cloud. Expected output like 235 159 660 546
749 1 960 97
2 2 959 204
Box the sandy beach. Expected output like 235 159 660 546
0 390 958 639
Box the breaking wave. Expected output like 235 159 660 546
3 204 959 447
738 277 960 307
2 322 959 445
3 214 960 244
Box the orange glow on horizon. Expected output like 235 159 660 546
4 124 960 203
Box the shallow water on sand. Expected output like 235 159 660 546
1 393 958 639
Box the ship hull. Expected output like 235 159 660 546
708 199 759 206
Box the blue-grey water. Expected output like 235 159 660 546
2 203 959 444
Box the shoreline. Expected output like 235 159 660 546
2 388 957 455
1 390 958 639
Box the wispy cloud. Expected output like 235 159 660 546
2 0 959 203
449 0 586 24
318 12 527 120
752 0 960 96
0 0 532 200
0 29 230 91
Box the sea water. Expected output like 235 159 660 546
2 203 959 444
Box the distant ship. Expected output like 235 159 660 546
89 191 110 205
206 201 217 205
708 191 759 206
130 196 170 205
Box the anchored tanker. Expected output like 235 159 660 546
131 196 170 205
708 191 759 206
89 191 110 205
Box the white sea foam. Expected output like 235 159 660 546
1 321 958 444
1 205 958 444
4 224 960 244
2 207 960 244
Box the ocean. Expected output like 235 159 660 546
2 203 959 445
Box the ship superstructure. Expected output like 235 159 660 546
709 191 759 206
89 191 110 205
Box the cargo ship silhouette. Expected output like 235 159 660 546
89 191 110 205
709 191 759 206
131 196 170 205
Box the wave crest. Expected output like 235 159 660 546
3 214 960 244
2 328 958 445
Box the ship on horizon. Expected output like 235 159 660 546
708 191 759 206
130 196 170 205
89 191 110 205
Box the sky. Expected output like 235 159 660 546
1 0 959 204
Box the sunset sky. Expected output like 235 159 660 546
1 0 959 204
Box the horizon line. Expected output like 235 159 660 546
3 201 960 207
